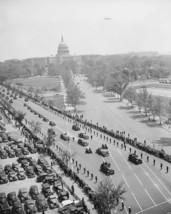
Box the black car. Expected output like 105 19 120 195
35 194 48 212
28 146 36 154
7 192 17 206
53 179 63 193
24 199 37 214
128 154 142 165
4 165 12 174
26 166 35 178
8 170 17 182
43 117 49 122
36 172 48 182
0 172 8 184
22 148 29 155
49 121 56 126
100 162 114 176
42 183 53 198
60 133 70 141
43 174 57 185
12 200 25 214
77 139 89 147
12 162 20 172
15 149 23 157
58 190 69 202
0 193 7 205
47 194 59 209
29 185 39 200
96 148 109 157
20 159 29 169
18 188 30 203
7 149 15 158
72 124 80 131
0 202 11 214
78 132 89 140
34 164 43 175
17 168 26 180
0 150 7 159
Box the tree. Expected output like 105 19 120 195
139 87 151 115
94 178 127 214
122 87 136 107
14 111 26 125
29 120 41 136
48 99 55 107
46 128 56 147
66 82 84 111
153 96 164 124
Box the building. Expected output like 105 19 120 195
56 35 71 63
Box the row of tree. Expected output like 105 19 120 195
122 86 171 124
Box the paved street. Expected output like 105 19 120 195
74 76 171 154
8 88 171 214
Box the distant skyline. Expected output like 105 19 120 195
0 0 171 61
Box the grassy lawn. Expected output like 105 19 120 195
44 94 64 109
11 76 60 90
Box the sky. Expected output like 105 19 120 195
0 0 171 61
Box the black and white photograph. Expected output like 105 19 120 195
0 0 171 213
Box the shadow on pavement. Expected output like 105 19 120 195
118 105 133 110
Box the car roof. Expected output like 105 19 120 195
42 183 50 188
30 185 38 189
37 194 45 200
0 192 6 197
14 200 22 207
19 187 27 192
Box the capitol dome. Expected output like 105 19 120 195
57 36 70 56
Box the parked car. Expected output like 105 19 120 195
42 183 53 198
0 172 8 184
0 192 7 205
47 194 59 209
26 166 35 178
43 165 53 174
36 172 48 182
29 185 39 200
12 200 25 214
58 190 69 202
35 194 48 212
24 199 37 214
18 188 29 203
22 148 29 155
15 148 23 157
8 170 17 182
4 164 12 174
7 192 17 206
12 162 20 172
78 132 89 140
77 139 89 147
7 149 15 158
28 146 36 154
34 165 43 175
60 133 70 141
43 117 49 122
43 174 57 185
72 124 80 131
0 202 11 214
20 159 29 169
0 150 7 159
17 168 26 180
53 179 63 193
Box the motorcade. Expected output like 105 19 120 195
8 170 17 182
35 194 48 212
77 139 89 147
49 121 56 126
12 200 25 214
26 166 35 178
29 185 39 200
72 124 80 131
0 172 8 184
100 162 114 176
78 132 89 140
96 148 109 157
7 192 17 206
60 133 70 141
0 150 7 159
17 168 26 180
47 194 59 209
0 192 7 205
24 199 37 214
18 188 30 203
128 153 142 165
0 202 11 214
